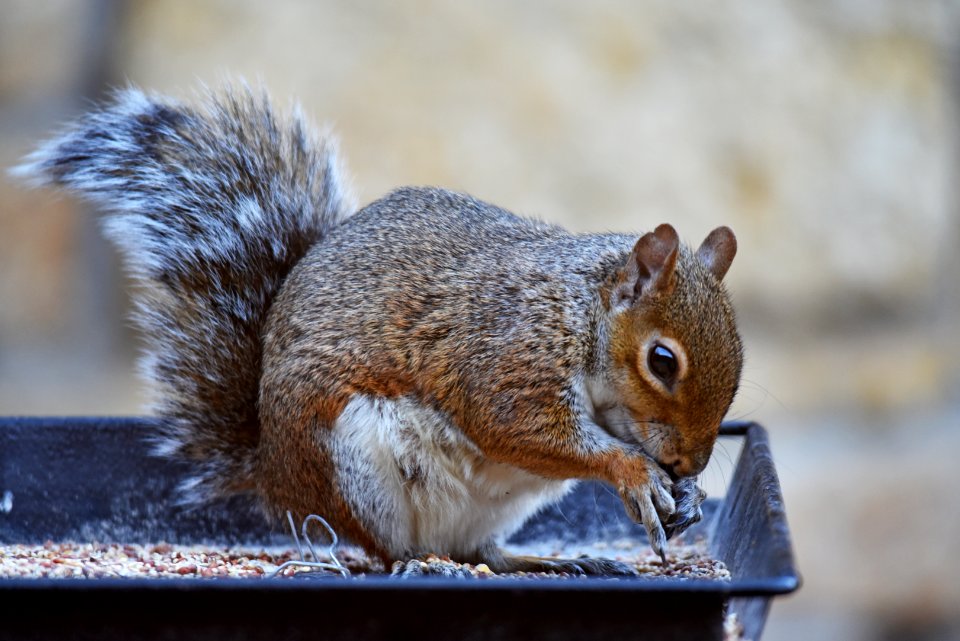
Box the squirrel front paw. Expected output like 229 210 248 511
617 465 676 562
390 557 474 579
663 477 707 540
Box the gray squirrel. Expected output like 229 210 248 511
16 85 743 576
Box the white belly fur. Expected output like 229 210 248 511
327 394 574 559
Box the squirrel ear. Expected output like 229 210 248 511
615 224 679 307
696 226 737 281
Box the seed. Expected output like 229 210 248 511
0 541 730 581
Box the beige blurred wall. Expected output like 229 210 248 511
2 2 959 640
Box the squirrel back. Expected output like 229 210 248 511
14 86 355 501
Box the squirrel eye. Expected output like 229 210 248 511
648 344 678 384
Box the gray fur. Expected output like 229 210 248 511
15 85 355 500
664 477 706 540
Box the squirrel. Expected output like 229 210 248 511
16 85 743 576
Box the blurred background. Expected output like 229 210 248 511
1 1 958 638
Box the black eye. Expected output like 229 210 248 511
648 344 678 384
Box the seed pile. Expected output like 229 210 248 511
0 542 282 579
635 547 731 580
0 541 729 581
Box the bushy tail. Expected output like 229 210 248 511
14 85 355 501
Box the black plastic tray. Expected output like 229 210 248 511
0 418 799 640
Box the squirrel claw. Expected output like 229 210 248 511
619 472 674 562
648 526 669 563
390 559 425 578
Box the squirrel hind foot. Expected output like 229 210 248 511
387 552 637 578
488 552 639 577
389 558 474 579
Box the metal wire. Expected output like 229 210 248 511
270 511 351 578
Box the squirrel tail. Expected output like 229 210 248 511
14 84 355 502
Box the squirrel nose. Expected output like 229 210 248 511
661 455 701 479
659 457 683 481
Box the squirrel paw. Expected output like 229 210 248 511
663 477 707 540
390 557 473 579
565 556 639 577
618 468 676 562
495 554 639 577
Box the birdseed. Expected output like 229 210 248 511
0 541 729 580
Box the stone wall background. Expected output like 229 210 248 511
2 2 959 639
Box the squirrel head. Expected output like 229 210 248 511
605 224 743 478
